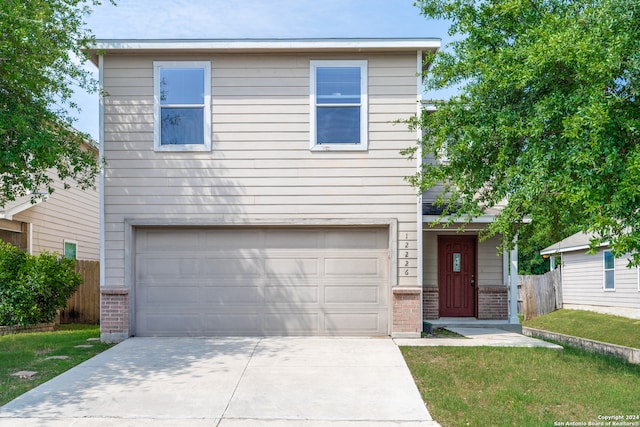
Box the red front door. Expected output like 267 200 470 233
438 236 476 317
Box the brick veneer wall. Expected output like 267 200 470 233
477 286 508 319
392 287 421 336
100 289 129 342
423 287 439 319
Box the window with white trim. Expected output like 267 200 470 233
310 60 367 151
603 250 615 290
64 241 77 260
154 61 211 151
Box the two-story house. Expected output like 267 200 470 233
89 38 520 342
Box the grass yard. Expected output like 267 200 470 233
0 325 113 406
402 345 640 427
523 309 640 349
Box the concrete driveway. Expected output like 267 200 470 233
0 337 440 426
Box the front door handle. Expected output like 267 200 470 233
470 275 475 288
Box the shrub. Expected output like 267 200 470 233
0 241 82 325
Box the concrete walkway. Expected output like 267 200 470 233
0 337 441 427
395 327 563 349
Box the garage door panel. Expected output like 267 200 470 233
135 227 389 337
324 286 380 304
136 256 201 279
138 286 202 304
140 229 204 251
264 285 318 303
325 313 383 333
264 313 320 334
201 286 262 304
263 230 321 248
325 257 385 277
264 257 319 276
203 229 262 249
202 314 262 334
138 313 202 336
201 258 263 276
325 229 388 249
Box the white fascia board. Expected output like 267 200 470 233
540 242 608 256
92 38 441 52
0 197 45 220
422 214 532 224
540 244 591 256
422 214 497 224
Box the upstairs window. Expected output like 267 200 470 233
154 61 211 151
310 60 367 151
603 250 615 290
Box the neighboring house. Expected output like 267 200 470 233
89 38 520 342
0 145 100 261
541 232 640 319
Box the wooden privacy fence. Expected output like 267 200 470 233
58 260 100 324
518 268 562 321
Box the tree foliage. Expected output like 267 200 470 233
0 0 108 207
407 0 640 264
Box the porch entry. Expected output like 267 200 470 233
438 236 476 317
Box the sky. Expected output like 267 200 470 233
73 0 453 140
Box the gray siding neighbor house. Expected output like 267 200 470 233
541 232 640 319
89 38 520 342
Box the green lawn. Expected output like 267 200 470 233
0 325 113 406
402 345 640 427
523 309 640 349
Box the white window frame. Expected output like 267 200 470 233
603 250 615 291
153 61 211 152
309 60 368 151
64 240 77 260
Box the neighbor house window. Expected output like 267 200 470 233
603 250 615 290
310 60 367 151
64 241 77 260
154 61 211 151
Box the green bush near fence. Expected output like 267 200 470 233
0 241 82 326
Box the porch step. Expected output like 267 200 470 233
425 318 522 334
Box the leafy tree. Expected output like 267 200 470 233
407 0 640 264
0 0 110 207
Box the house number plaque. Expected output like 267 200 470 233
453 253 461 272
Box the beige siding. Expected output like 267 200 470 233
13 177 99 260
102 51 421 288
562 249 640 310
422 232 438 288
422 231 503 288
477 235 503 286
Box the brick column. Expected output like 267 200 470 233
477 287 508 320
100 288 129 343
392 287 421 338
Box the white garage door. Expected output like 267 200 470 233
134 227 389 336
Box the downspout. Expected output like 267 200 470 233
98 54 105 292
416 50 424 328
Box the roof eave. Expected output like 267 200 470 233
87 37 441 65
0 196 47 221
540 242 608 256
